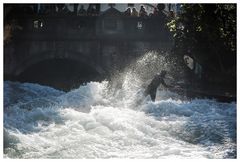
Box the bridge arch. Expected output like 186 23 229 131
14 50 105 76
14 50 106 90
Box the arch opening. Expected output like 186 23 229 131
17 58 102 91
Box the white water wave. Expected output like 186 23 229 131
4 81 236 159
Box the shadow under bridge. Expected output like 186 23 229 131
16 51 105 91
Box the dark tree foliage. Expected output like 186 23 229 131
168 4 236 82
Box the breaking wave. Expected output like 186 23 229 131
4 79 236 158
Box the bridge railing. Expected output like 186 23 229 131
14 15 172 41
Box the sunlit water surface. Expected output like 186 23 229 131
4 80 236 159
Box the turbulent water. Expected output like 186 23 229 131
4 80 236 159
3 52 236 159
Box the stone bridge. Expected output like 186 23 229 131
4 11 173 90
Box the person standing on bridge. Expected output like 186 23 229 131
131 7 139 17
139 5 148 18
78 5 86 16
124 7 131 16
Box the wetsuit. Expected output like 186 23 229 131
144 74 169 102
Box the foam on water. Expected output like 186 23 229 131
4 80 236 159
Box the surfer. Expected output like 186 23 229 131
144 70 172 102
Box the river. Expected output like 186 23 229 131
4 79 236 158
3 52 236 159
